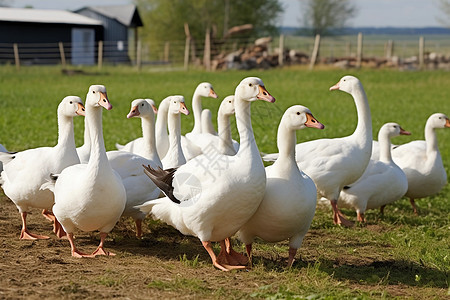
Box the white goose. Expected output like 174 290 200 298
106 99 162 238
114 99 158 155
391 113 450 214
0 96 85 239
200 108 217 135
185 95 239 156
237 105 324 268
161 96 190 169
187 82 218 135
338 123 410 222
138 77 275 271
263 75 372 227
181 82 219 161
46 85 126 257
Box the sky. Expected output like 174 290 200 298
4 0 445 28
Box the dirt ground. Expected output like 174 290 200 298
0 194 447 299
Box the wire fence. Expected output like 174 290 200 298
2 34 450 70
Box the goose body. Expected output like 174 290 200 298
50 85 126 257
0 96 84 239
391 113 449 214
138 77 275 271
338 123 410 221
114 99 158 156
237 105 324 267
263 76 372 227
161 96 190 169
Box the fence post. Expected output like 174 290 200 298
385 40 393 59
278 34 285 66
419 36 424 70
356 32 363 69
164 41 170 62
184 23 191 70
58 42 66 68
136 40 142 71
98 40 103 70
203 26 211 71
13 43 20 70
309 34 320 70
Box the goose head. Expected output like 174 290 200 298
235 77 275 103
283 105 324 130
127 98 156 119
86 85 111 110
427 113 450 129
59 96 85 117
195 82 218 99
146 99 158 114
168 96 190 116
378 122 411 140
329 75 361 95
219 95 235 117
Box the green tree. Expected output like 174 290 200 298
135 0 283 43
298 0 357 36
437 0 450 27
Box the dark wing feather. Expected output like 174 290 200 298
142 165 180 204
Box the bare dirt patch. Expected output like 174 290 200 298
0 194 447 299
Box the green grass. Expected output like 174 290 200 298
0 65 449 298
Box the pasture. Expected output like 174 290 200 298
0 65 449 299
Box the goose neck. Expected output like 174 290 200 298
275 122 296 164
234 97 257 154
167 113 185 161
86 105 109 170
425 121 440 156
141 115 158 160
191 92 202 134
56 114 77 151
378 132 393 163
351 86 372 145
218 113 234 154
155 101 169 138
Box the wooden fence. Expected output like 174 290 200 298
1 33 450 71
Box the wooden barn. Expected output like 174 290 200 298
0 7 103 65
75 5 143 64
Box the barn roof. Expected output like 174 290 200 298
0 7 102 26
76 5 143 27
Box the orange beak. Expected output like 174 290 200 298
329 81 340 91
257 85 275 103
76 103 86 116
98 92 112 110
152 104 158 114
127 105 140 118
179 102 190 115
445 118 450 128
399 127 411 135
209 88 218 99
305 113 325 129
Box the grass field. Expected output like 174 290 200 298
0 65 449 299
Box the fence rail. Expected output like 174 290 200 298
1 34 450 70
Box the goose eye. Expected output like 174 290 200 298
296 112 300 115
92 91 95 94
228 101 232 103
249 83 253 87
69 101 73 104
141 103 145 106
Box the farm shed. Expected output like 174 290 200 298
75 5 143 64
0 7 103 65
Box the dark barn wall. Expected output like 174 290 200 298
76 8 130 63
0 21 102 64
